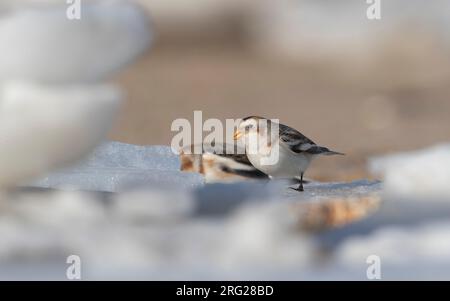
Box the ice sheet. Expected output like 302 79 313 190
28 142 202 192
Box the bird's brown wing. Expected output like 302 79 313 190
278 123 339 155
216 153 253 166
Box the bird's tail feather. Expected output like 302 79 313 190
308 146 345 156
322 150 345 156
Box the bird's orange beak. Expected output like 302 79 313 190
233 130 243 140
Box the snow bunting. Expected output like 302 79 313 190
180 144 268 183
233 116 344 191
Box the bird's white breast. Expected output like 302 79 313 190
246 139 313 178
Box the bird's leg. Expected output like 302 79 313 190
290 172 304 192
298 172 304 191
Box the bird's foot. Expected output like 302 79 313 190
290 186 304 192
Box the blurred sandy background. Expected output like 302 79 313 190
109 0 450 181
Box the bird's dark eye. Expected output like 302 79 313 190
245 125 253 131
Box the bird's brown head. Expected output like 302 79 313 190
233 116 271 140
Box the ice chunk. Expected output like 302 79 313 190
31 169 203 193
72 141 180 171
219 202 314 268
9 190 106 226
332 221 450 280
26 141 201 192
337 221 450 266
370 144 450 198
0 83 122 189
0 0 152 84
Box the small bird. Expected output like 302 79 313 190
233 116 344 191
